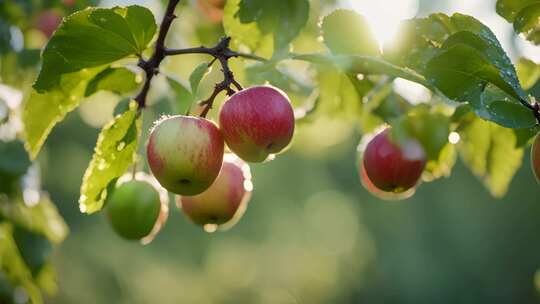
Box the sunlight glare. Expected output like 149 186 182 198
349 0 419 49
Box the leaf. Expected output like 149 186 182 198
472 85 536 128
79 102 141 214
392 106 451 161
496 0 540 21
442 28 526 100
423 143 457 181
425 44 515 102
0 223 43 304
84 67 139 97
0 196 68 244
34 6 156 92
166 75 194 115
321 9 379 56
189 62 212 97
0 19 11 55
23 67 105 159
236 0 309 52
517 57 540 89
223 0 263 50
384 13 452 73
0 140 31 178
457 117 524 197
514 125 540 147
514 3 540 44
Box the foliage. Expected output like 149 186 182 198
2 0 540 302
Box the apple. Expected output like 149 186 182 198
219 85 295 162
362 128 426 193
196 0 226 23
35 10 62 38
147 115 224 195
176 154 252 232
106 175 168 241
359 162 415 200
532 133 540 183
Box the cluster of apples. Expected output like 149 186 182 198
358 128 427 200
105 85 295 240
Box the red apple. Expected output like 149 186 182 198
176 154 252 232
359 162 415 200
362 128 426 193
35 10 62 38
532 133 540 183
196 0 226 23
147 115 224 195
219 85 295 162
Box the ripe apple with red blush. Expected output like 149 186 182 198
196 0 225 23
35 10 62 38
146 115 224 195
219 85 295 163
362 128 426 193
532 133 540 183
176 154 252 231
358 161 415 200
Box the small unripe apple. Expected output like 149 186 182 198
147 115 224 195
176 154 252 232
219 85 295 162
106 177 167 241
35 10 62 38
362 128 426 193
532 133 540 183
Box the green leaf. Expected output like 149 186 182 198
315 67 362 121
457 117 524 197
166 75 194 115
392 106 451 161
496 0 540 21
442 28 526 100
189 62 212 97
0 196 68 244
517 57 540 89
423 143 457 181
0 223 43 304
34 6 156 92
0 140 31 178
471 85 536 128
85 67 139 97
0 19 11 55
79 102 141 214
321 9 379 56
23 67 105 159
514 125 540 147
384 13 452 73
223 0 263 50
425 44 515 102
514 3 540 44
236 0 309 52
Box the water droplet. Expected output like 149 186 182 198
97 159 107 170
116 141 126 151
203 224 218 233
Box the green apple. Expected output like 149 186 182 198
106 177 166 241
176 154 252 232
147 115 224 195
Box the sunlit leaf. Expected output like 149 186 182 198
0 223 43 304
23 67 105 159
79 102 141 214
34 6 156 92
458 117 524 197
223 0 263 50
321 9 379 56
189 62 212 97
517 57 540 89
0 196 68 244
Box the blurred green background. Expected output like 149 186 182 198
3 0 540 303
